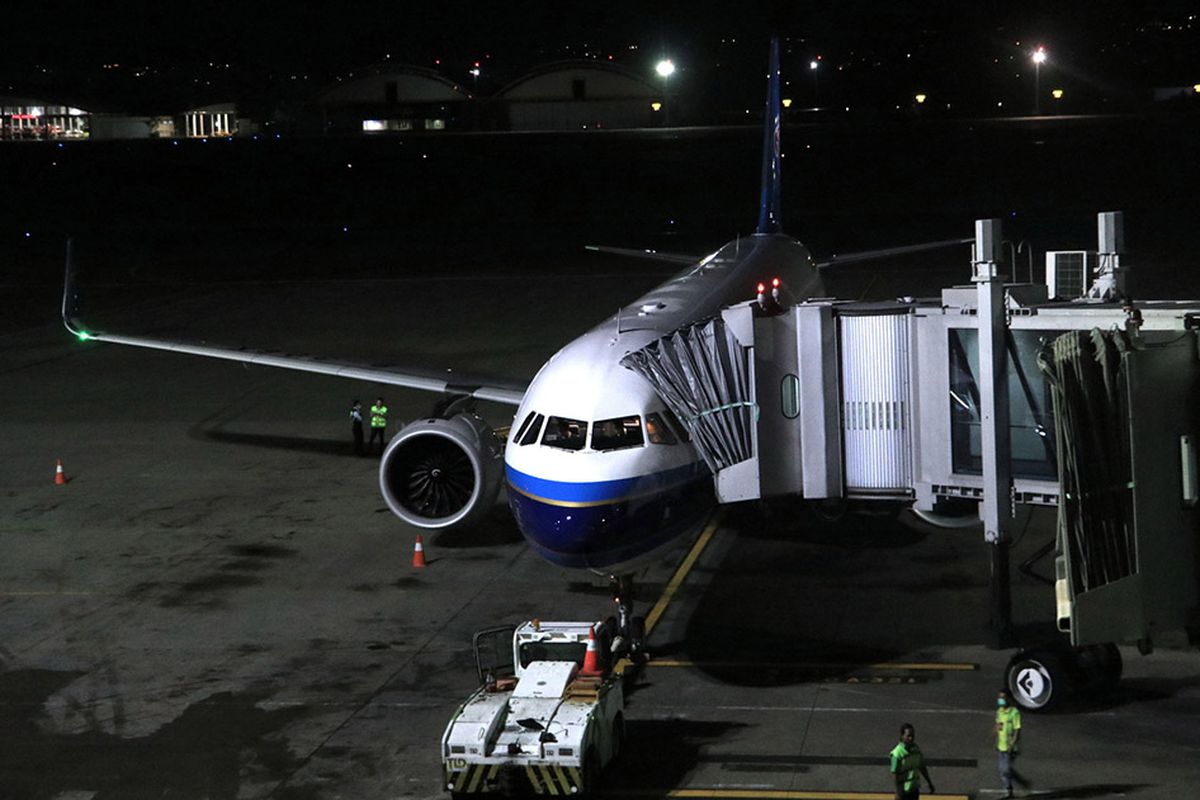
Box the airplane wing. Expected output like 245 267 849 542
814 237 974 268
60 243 526 407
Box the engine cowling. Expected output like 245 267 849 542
379 412 505 529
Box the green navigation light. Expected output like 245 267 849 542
77 332 91 341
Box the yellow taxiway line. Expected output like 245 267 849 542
644 510 724 636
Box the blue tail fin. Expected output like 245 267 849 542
755 36 783 235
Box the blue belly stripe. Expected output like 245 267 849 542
506 462 705 506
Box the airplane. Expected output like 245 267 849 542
62 39 969 642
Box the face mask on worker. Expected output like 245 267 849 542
997 698 1007 707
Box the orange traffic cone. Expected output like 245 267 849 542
580 625 602 675
54 459 66 486
412 534 427 568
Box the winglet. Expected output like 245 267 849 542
755 36 783 235
61 239 92 341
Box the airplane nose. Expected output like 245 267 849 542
505 464 713 571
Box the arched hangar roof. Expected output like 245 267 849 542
496 61 660 101
315 64 470 105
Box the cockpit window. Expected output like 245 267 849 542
517 412 545 446
542 416 588 451
660 407 691 443
592 416 644 451
645 412 677 445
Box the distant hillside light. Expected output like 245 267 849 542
1052 88 1064 99
915 93 927 104
655 59 675 78
651 102 662 112
782 98 793 108
1194 84 1200 93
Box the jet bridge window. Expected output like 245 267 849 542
516 412 545 446
542 416 588 451
592 415 644 451
948 328 1060 479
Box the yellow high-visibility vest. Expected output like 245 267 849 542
370 404 388 428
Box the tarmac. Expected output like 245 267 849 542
3 257 1200 800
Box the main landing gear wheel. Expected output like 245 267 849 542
1006 648 1072 712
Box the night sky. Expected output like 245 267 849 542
2 2 1198 112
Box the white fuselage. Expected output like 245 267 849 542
504 233 822 572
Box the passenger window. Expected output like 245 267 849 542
592 416 644 451
518 413 545 446
645 412 677 445
542 416 588 451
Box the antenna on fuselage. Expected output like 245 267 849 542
754 36 783 236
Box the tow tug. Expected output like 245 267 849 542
441 620 626 797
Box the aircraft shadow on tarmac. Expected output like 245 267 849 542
666 504 1009 688
432 504 525 549
600 718 750 793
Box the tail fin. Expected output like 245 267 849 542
755 36 783 235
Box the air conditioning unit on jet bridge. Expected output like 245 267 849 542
1045 251 1097 300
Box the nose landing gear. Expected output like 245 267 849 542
608 575 648 664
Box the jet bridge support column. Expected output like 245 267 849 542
975 218 1016 648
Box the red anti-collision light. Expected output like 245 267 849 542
772 277 781 288
756 282 766 293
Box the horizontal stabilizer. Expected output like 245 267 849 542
585 245 699 266
815 237 974 268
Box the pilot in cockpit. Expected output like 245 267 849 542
546 418 586 450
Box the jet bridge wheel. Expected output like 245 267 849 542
1006 648 1074 712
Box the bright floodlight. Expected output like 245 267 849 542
1052 88 1064 99
915 93 927 104
810 60 819 70
656 59 675 78
1032 47 1047 64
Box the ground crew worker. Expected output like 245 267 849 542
350 400 364 456
889 722 934 800
995 689 1029 798
368 396 388 454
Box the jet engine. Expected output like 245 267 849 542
379 412 505 529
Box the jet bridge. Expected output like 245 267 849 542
623 212 1200 710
